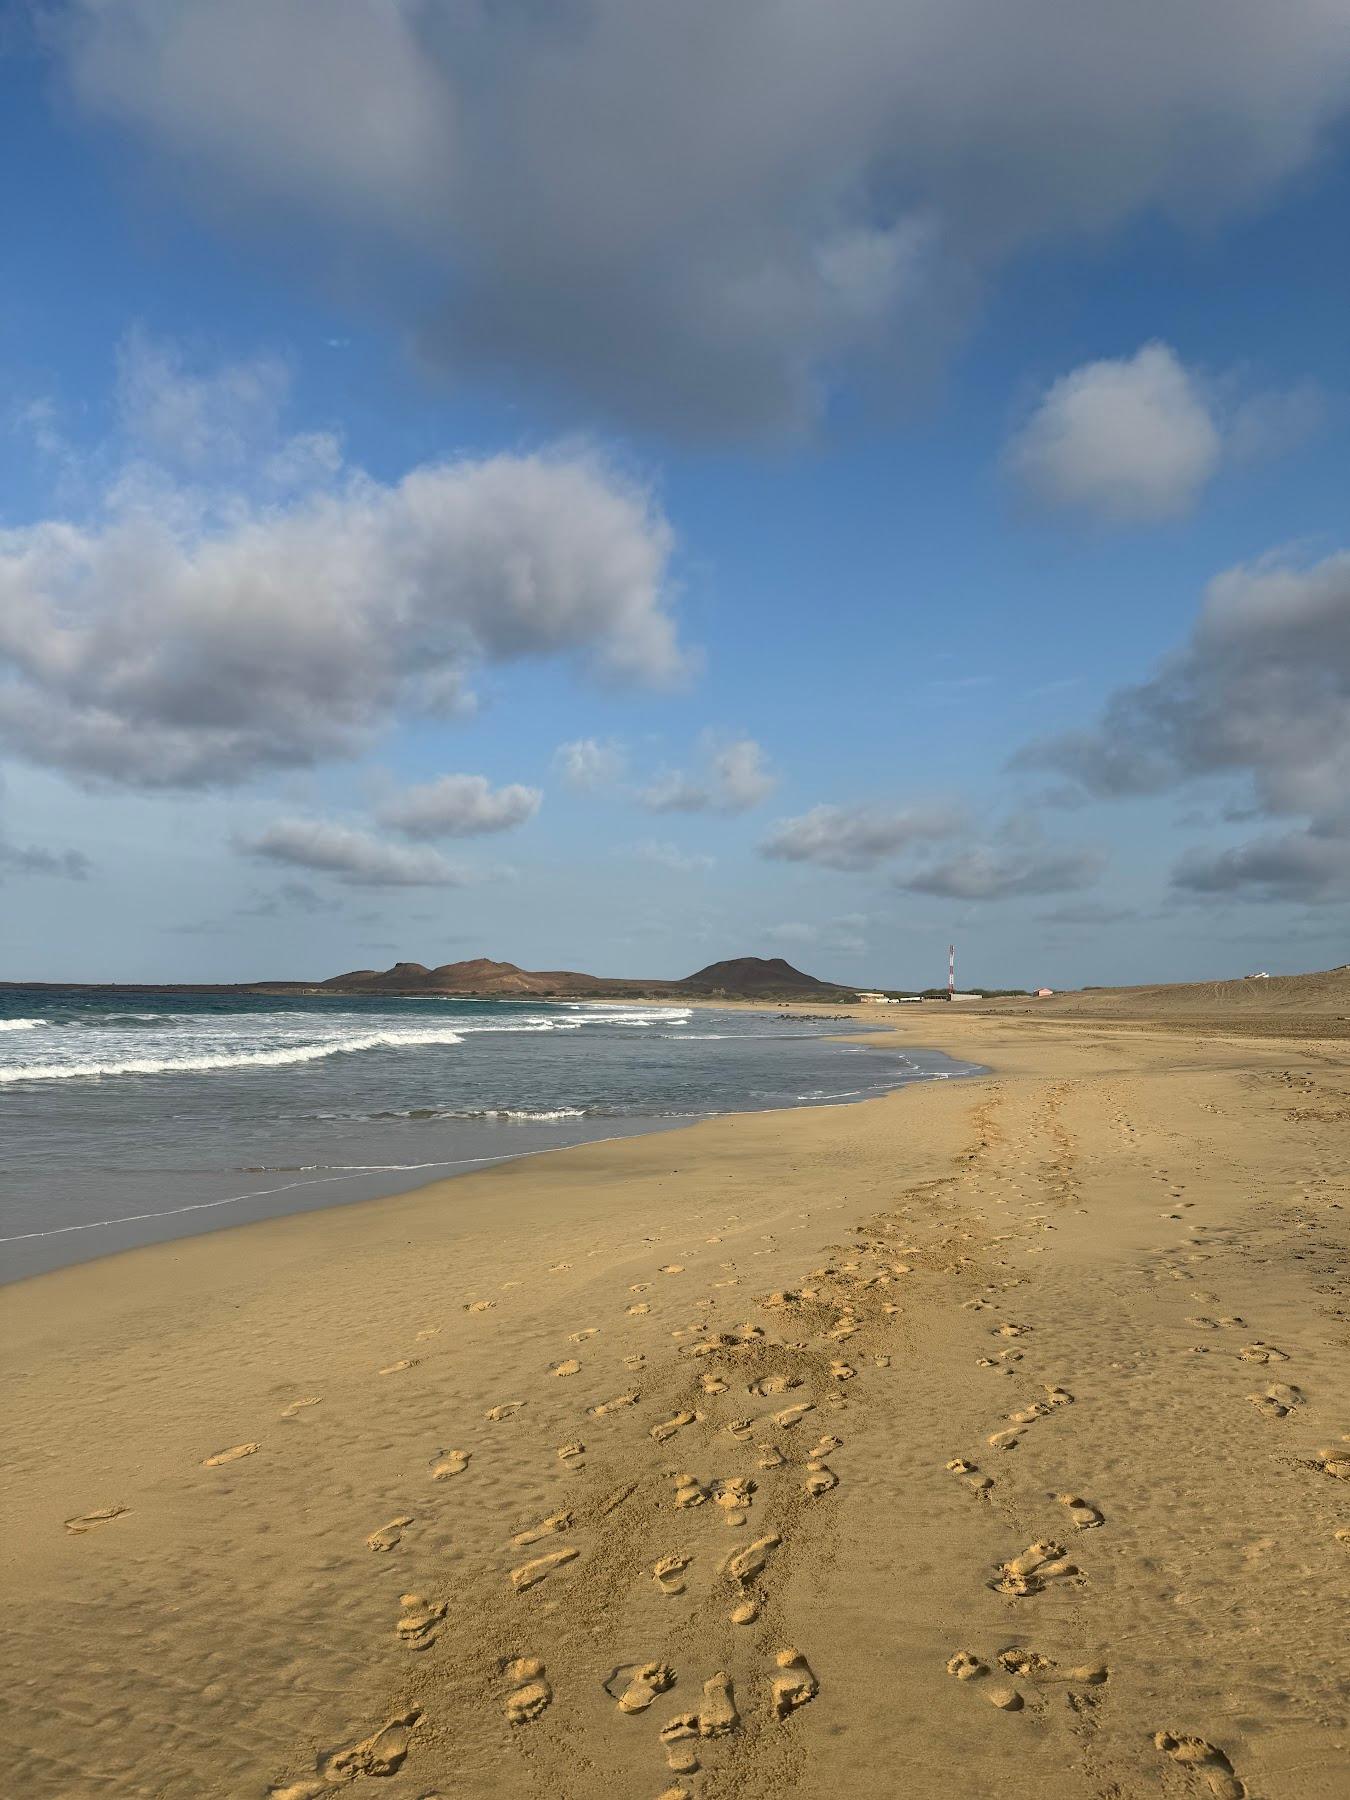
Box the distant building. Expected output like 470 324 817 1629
948 992 979 1002
1035 987 1054 997
1244 971 1270 980
857 991 900 1004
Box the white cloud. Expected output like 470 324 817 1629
1018 546 1350 902
243 818 471 887
900 844 1105 899
376 773 541 839
554 737 627 790
115 327 291 468
0 363 685 789
62 2 1350 435
641 735 776 814
1006 344 1222 521
760 802 955 871
633 840 715 875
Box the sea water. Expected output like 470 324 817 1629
0 988 978 1280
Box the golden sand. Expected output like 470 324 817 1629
3 991 1348 1797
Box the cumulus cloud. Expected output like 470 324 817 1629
900 844 1105 900
0 411 684 789
642 736 776 815
0 838 91 881
633 840 715 875
242 818 470 887
760 802 955 871
554 737 626 790
59 1 1350 435
376 773 541 839
1006 344 1221 521
1018 547 1350 902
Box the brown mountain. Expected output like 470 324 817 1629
675 957 844 996
314 954 854 1001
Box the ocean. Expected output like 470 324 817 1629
0 987 978 1281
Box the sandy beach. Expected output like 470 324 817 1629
4 988 1348 1799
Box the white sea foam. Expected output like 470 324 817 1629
0 1025 467 1085
0 1018 44 1031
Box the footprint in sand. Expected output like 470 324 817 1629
604 1661 675 1713
280 1396 321 1420
774 1403 814 1429
486 1402 525 1421
946 1651 987 1681
309 1706 421 1785
64 1505 129 1535
505 1657 552 1724
1247 1382 1303 1419
590 1391 640 1417
600 1480 638 1516
510 1546 579 1592
466 1300 494 1313
675 1472 710 1510
725 1533 779 1588
829 1361 856 1382
757 1443 786 1470
659 1264 685 1275
650 1410 697 1444
512 1510 572 1546
804 1459 837 1499
558 1441 586 1469
947 1457 993 1497
415 1326 441 1341
750 1373 799 1397
699 1672 739 1737
202 1442 258 1468
551 1359 582 1378
701 1372 729 1395
628 1302 652 1316
569 1327 599 1343
654 1553 692 1596
395 1592 446 1648
771 1649 818 1719
1238 1342 1289 1364
429 1448 471 1480
998 1648 1107 1685
1154 1731 1245 1799
987 1428 1022 1451
991 1541 1080 1596
659 1713 702 1775
379 1359 418 1376
550 1261 572 1272
731 1598 760 1624
714 1478 754 1524
1312 1439 1350 1480
367 1515 414 1552
1055 1492 1105 1530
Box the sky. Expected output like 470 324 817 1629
1 1 1348 991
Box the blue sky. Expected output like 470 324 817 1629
2 3 1348 988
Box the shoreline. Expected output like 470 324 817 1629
0 999 971 1287
4 1005 1347 1797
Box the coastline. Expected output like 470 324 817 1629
4 1006 1347 1797
0 996 974 1284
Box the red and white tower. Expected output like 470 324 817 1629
948 943 956 998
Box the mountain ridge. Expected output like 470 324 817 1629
314 954 854 1000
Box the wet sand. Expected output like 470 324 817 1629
3 998 1348 1798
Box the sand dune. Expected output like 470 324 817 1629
2 1003 1347 1796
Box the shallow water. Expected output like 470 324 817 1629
0 987 979 1280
